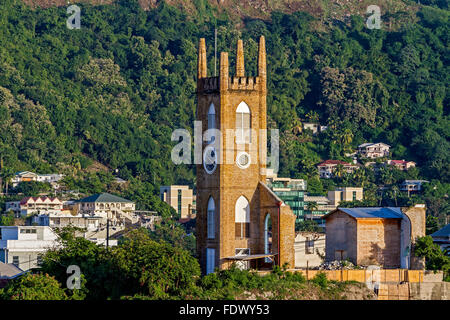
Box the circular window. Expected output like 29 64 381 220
203 146 217 174
236 152 251 169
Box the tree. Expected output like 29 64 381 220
0 167 14 195
414 236 450 280
0 211 15 226
112 229 200 299
0 273 68 300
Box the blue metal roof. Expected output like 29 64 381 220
431 224 450 238
336 207 403 219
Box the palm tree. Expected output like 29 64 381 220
334 164 345 179
306 202 319 220
0 168 15 196
391 185 400 206
353 167 368 188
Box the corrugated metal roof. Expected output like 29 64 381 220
334 207 403 219
431 224 450 238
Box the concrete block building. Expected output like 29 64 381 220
195 36 295 274
160 185 195 219
324 205 426 269
0 226 60 271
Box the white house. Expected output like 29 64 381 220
0 226 60 271
316 160 358 179
357 143 390 159
11 171 64 189
401 180 429 193
76 193 138 229
6 197 63 218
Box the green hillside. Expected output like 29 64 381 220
0 0 448 225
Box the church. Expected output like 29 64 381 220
195 35 296 274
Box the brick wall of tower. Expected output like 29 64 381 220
196 36 294 274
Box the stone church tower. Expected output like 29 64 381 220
195 36 295 274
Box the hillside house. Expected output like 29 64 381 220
6 197 63 218
385 160 416 171
317 160 359 179
401 180 429 193
358 143 390 159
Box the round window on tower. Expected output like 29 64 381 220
203 146 217 174
236 152 251 169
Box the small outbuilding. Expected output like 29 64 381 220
324 205 426 269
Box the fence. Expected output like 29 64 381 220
282 269 424 283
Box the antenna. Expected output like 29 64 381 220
214 28 217 77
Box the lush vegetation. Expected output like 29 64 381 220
415 235 450 281
0 1 448 224
0 228 373 300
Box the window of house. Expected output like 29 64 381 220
12 256 19 266
207 197 215 239
352 191 357 201
235 102 251 144
235 196 250 239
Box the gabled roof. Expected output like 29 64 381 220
19 196 61 205
78 193 133 203
431 224 450 239
324 207 403 219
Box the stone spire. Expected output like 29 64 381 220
236 39 245 77
220 51 229 92
258 36 266 92
198 38 207 80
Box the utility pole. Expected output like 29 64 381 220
214 28 217 77
106 218 109 249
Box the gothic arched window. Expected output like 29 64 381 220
207 197 215 239
235 195 250 238
235 102 251 144
207 103 216 144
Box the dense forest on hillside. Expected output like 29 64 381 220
0 0 448 225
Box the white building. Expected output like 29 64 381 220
294 232 326 268
0 226 60 271
11 171 64 188
357 143 390 159
6 197 63 217
401 180 429 193
76 193 137 227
